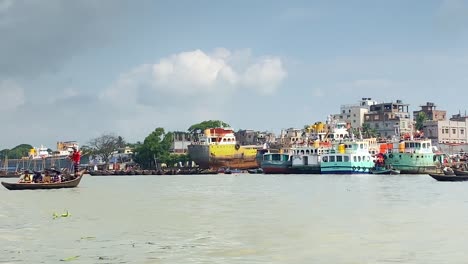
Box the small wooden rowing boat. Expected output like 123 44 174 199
428 173 468 182
454 170 468 176
1 170 85 190
369 167 400 175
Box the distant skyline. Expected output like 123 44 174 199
1 0 468 149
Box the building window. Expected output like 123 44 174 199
452 128 456 134
445 128 449 134
461 129 465 135
342 110 345 114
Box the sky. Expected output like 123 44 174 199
1 0 468 149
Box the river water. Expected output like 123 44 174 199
1 173 468 264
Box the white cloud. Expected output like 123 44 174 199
102 48 287 103
242 58 287 94
0 80 25 111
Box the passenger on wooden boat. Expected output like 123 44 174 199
443 166 454 173
18 170 32 183
32 171 43 183
43 170 51 183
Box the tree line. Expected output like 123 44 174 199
1 120 230 169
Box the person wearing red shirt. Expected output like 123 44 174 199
69 148 81 174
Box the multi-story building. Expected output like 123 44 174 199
170 132 192 154
423 114 467 145
235 129 257 145
235 130 275 146
364 99 412 138
333 98 378 128
413 102 446 121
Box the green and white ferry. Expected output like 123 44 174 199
383 139 439 174
320 140 374 174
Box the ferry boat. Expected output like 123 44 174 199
289 142 333 174
320 140 374 174
261 152 292 174
289 119 348 174
187 128 259 170
383 139 438 174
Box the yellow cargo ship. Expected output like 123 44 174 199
188 128 259 169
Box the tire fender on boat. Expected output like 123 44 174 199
389 154 394 159
235 144 240 150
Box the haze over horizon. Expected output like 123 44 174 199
1 0 468 149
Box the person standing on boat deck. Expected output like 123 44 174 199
69 148 81 175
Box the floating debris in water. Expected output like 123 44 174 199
60 255 79 261
53 210 71 219
80 236 96 240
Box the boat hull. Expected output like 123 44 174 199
289 166 321 174
261 164 290 174
2 176 83 190
429 173 468 182
369 168 400 175
454 170 468 176
188 144 258 170
384 153 437 174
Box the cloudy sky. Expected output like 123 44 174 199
1 0 468 149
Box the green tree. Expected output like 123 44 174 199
361 123 378 138
0 144 34 159
188 120 230 134
415 112 428 131
87 134 125 163
134 128 173 169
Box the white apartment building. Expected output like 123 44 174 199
333 98 378 128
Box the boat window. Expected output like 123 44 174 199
301 150 305 155
344 156 350 162
360 144 364 149
415 143 420 148
422 143 426 148
330 156 336 162
410 142 415 148
353 156 357 162
306 150 310 155
337 156 343 162
358 156 362 162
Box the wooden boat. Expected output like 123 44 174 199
1 170 85 190
369 167 400 175
454 170 468 176
428 173 468 182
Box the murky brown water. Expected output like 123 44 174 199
1 173 468 263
